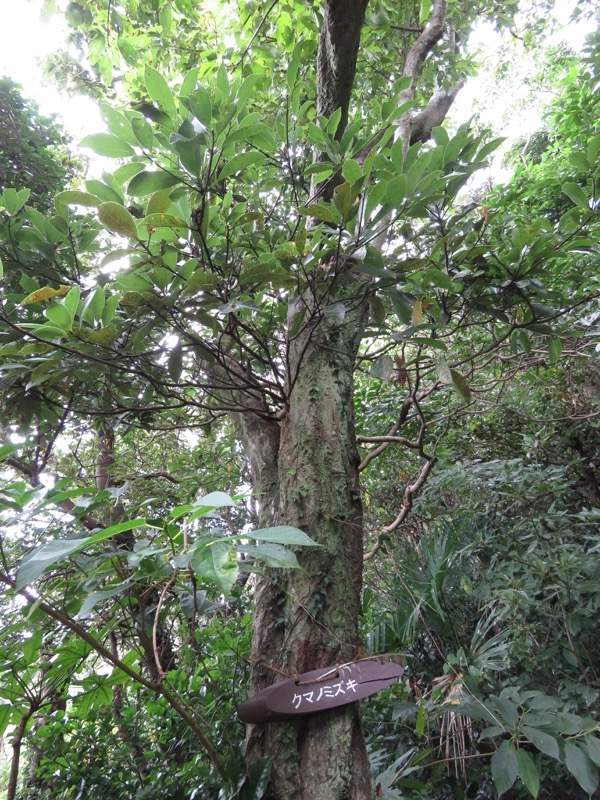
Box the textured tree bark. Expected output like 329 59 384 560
243 293 373 800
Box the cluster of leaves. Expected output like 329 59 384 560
0 78 77 211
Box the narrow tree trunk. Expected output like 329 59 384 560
7 707 34 800
244 295 373 800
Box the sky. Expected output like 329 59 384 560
0 0 592 165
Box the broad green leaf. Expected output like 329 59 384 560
190 539 238 594
243 526 321 547
298 202 340 224
342 159 362 184
386 174 407 208
55 191 102 208
2 187 28 215
587 133 600 164
85 179 122 204
239 543 301 569
370 354 394 381
333 182 356 219
145 66 177 119
188 85 212 126
491 741 518 797
517 749 540 798
548 338 562 365
80 133 135 158
99 103 137 145
219 152 267 181
369 295 387 325
521 726 560 760
112 162 146 186
131 116 154 149
477 137 506 161
16 519 146 590
98 202 139 238
586 736 600 767
45 303 72 331
128 171 181 197
0 443 21 462
0 256 3 280
196 491 236 507
565 742 599 796
147 188 174 215
168 341 183 382
63 286 81 321
561 182 589 209
450 369 472 402
77 583 132 620
0 705 13 738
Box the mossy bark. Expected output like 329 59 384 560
241 295 373 800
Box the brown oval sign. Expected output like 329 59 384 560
238 658 404 724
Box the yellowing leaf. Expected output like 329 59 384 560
22 285 71 306
411 298 424 325
98 202 139 239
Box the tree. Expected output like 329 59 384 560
0 77 76 212
1 1 599 798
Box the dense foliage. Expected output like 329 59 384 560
0 1 599 799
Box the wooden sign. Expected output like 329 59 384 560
238 658 404 724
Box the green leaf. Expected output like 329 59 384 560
565 742 599 796
386 174 407 208
587 133 600 164
188 85 212 126
491 741 518 797
239 543 300 569
450 369 472 402
369 295 387 325
517 749 540 798
298 202 340 225
333 182 356 219
0 256 3 280
144 66 177 120
547 338 562 365
586 736 600 767
2 187 27 215
168 341 183 382
0 443 20 462
561 182 589 209
98 202 139 239
45 303 72 331
0 705 13 738
342 159 362 184
128 171 182 197
521 726 560 760
243 526 321 547
219 152 267 181
190 539 238 594
80 133 135 158
131 116 154 148
16 519 146 590
55 191 102 208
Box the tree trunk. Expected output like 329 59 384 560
7 707 34 800
243 294 373 800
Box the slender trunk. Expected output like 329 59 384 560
7 707 34 800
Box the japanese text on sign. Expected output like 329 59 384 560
292 679 359 709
